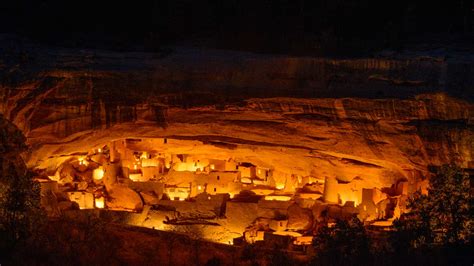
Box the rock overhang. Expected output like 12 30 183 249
0 45 472 188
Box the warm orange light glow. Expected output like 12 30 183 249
264 195 291 201
78 156 89 166
129 173 143 182
174 162 205 172
339 193 359 206
273 231 302 237
40 136 417 245
67 192 94 209
95 197 105 208
293 236 313 246
93 167 104 180
275 183 285 190
241 177 252 184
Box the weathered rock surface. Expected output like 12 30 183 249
225 202 259 234
0 44 472 191
287 203 313 231
107 185 144 211
140 192 160 205
54 163 75 185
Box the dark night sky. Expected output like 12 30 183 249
0 0 472 53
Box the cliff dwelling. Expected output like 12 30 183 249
37 135 417 244
28 79 471 245
0 9 472 261
2 41 471 250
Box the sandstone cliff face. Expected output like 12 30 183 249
0 44 472 190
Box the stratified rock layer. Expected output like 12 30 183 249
0 44 472 190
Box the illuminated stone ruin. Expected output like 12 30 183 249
36 136 418 245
